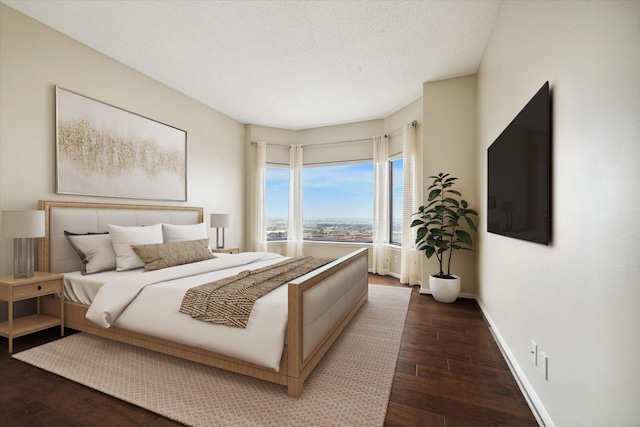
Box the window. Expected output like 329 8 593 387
266 167 289 241
303 163 374 243
266 161 401 245
390 158 403 245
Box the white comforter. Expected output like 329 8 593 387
85 252 289 370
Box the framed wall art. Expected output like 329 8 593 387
56 86 187 201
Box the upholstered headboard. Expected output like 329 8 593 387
38 201 203 273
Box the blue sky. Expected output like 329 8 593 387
266 161 404 221
266 163 374 220
265 167 290 219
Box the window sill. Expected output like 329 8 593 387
267 241 402 249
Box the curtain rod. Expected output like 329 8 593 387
385 120 418 139
251 120 417 148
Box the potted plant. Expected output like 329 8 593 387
411 173 478 302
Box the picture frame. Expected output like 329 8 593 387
55 86 187 201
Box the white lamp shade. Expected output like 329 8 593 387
2 210 45 238
210 213 230 228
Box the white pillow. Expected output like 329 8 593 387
108 224 163 271
64 232 116 275
162 222 208 243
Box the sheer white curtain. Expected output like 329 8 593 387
287 144 304 257
254 141 268 252
372 135 390 275
400 124 420 285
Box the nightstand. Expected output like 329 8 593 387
211 247 239 254
0 272 64 353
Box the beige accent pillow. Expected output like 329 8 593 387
131 238 215 272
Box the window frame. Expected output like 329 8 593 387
389 154 403 246
265 156 405 247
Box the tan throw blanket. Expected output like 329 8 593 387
179 256 334 328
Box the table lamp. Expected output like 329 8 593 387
2 210 45 278
210 213 230 249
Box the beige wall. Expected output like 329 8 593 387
0 6 246 273
477 1 640 425
422 75 478 294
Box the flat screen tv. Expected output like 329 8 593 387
487 81 551 245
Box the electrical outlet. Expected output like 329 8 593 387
530 340 537 365
539 351 548 380
276 249 281 255
394 255 398 264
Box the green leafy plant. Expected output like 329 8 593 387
411 173 478 279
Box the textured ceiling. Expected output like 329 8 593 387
3 0 501 130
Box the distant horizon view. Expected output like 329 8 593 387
266 217 373 222
266 217 375 243
266 161 402 243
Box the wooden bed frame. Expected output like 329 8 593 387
37 200 369 397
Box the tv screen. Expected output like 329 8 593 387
487 82 551 245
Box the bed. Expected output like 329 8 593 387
37 200 369 397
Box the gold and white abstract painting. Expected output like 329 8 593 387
56 87 187 201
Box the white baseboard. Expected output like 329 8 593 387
411 286 550 424
475 298 553 427
368 271 550 425
369 270 420 286
417 284 475 300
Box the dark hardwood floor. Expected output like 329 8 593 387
0 274 538 426
371 274 538 426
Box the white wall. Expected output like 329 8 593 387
477 1 640 425
422 76 478 294
0 5 246 315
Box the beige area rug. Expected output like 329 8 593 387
13 284 411 427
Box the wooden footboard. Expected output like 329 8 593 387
41 247 368 397
287 247 368 396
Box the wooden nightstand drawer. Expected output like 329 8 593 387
12 279 61 300
0 272 65 353
211 247 239 254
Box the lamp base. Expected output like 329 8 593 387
215 228 225 249
14 237 36 279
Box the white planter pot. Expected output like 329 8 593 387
428 274 461 303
